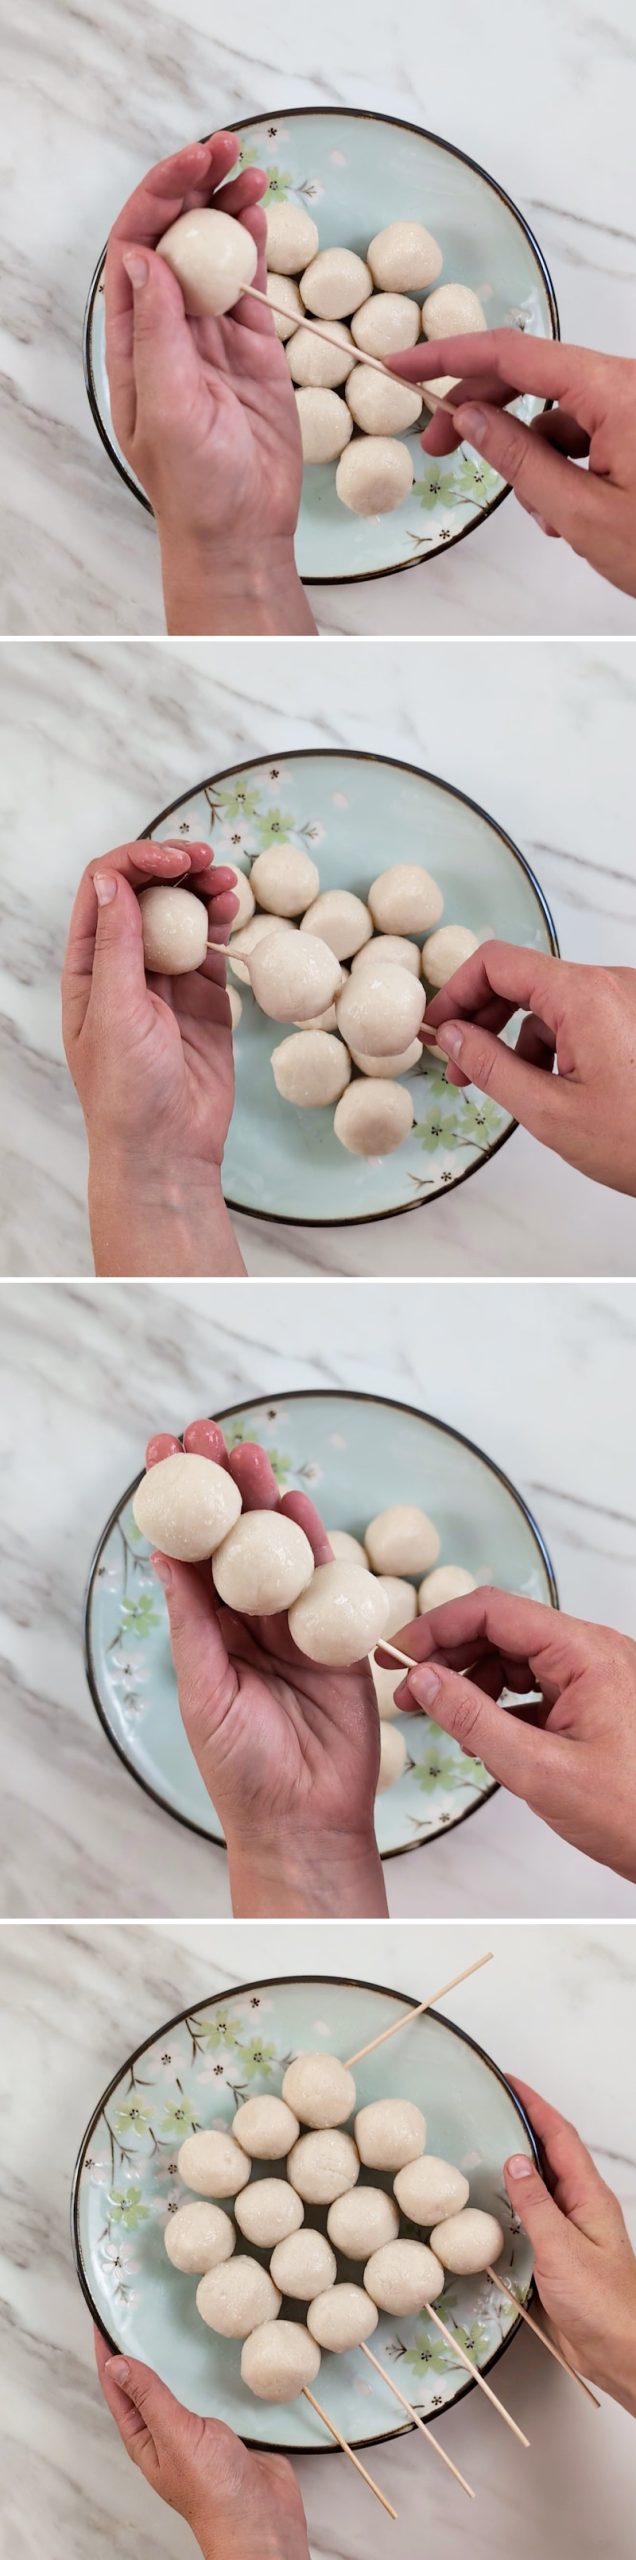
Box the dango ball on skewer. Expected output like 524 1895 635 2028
288 322 355 390
335 437 414 518
364 2239 445 2314
333 1080 414 1157
430 2207 505 2273
364 1504 441 1578
270 2229 337 2301
295 388 353 463
351 935 420 980
422 283 486 340
196 2258 281 2338
266 272 303 338
164 2200 236 2273
371 1660 402 1721
212 1510 315 1614
156 207 257 315
422 926 479 987
287 2128 360 2205
374 1576 417 1636
350 1038 422 1079
419 1565 477 1610
376 1723 408 1791
351 293 420 358
266 202 320 274
369 864 444 936
241 2320 321 2401
177 2127 251 2197
228 914 294 985
288 1561 390 1666
327 2186 399 2259
300 889 373 961
325 1529 370 1570
345 366 422 436
336 963 424 1058
132 1452 241 1563
354 2098 426 2170
308 2284 379 2351
367 221 443 293
138 884 209 975
282 2052 357 2128
225 868 255 931
235 2180 305 2247
300 247 373 319
249 932 343 1023
394 2157 470 2225
271 1030 352 1108
250 844 320 916
227 986 243 1030
232 2096 300 2159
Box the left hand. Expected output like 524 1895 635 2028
95 2332 310 2560
62 838 238 1175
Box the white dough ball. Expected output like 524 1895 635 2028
266 271 303 338
300 248 373 319
376 1723 408 1792
226 868 255 930
364 1505 441 1578
346 363 422 436
422 283 487 340
333 1080 414 1157
266 202 319 275
212 1510 315 1614
327 2186 399 2259
351 1039 422 1079
270 2229 337 2301
196 2257 280 2338
232 2096 300 2159
351 293 420 357
288 322 355 389
295 386 353 463
250 933 343 1022
430 2207 505 2273
371 1660 402 1720
282 2053 357 2129
287 2129 360 2205
394 2157 470 2225
235 2180 305 2247
228 985 243 1030
294 995 341 1032
241 2319 321 2402
369 865 444 936
422 926 479 988
375 1577 417 1637
177 2128 251 2198
308 2283 379 2351
336 964 423 1058
419 1565 477 1611
289 1562 390 1667
352 935 420 979
336 437 414 517
421 373 460 411
228 914 293 985
325 1529 370 1569
301 890 373 961
355 2100 426 2171
164 2200 236 2273
364 2239 444 2314
156 207 257 316
250 844 320 916
132 1453 241 1563
367 221 443 294
272 1029 351 1108
138 884 208 976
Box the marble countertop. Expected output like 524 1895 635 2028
1 635 635 1280
1 1274 634 1921
3 0 636 636
2 1917 635 2559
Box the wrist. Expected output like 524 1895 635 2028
226 1823 388 1918
158 526 316 635
88 1145 245 1277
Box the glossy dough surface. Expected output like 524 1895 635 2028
156 207 258 316
288 1561 390 1665
132 1453 241 1563
333 1080 414 1157
287 2128 361 2204
354 2098 426 2169
138 884 209 975
212 1510 315 1614
282 2052 357 2128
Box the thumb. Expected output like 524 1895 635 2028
101 2353 178 2458
89 870 148 1022
405 1659 560 1806
451 399 609 552
503 2153 569 2275
151 1555 236 1746
122 245 203 422
434 1015 562 1142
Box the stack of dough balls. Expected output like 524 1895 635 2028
325 1502 477 1794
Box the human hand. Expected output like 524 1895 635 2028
61 839 245 1276
377 1589 636 1881
105 136 314 635
419 943 636 1196
388 332 636 597
504 2086 636 2414
145 1418 387 1917
95 2332 310 2559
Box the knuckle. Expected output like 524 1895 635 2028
443 1684 485 1758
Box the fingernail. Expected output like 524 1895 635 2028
506 2154 534 2180
409 1666 441 1706
123 252 149 289
94 872 117 906
106 2356 130 2381
453 404 488 441
437 1023 464 1060
151 1553 172 1590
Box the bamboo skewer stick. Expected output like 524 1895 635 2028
246 282 457 410
487 2269 601 2408
359 2342 475 2498
302 2387 397 2516
345 1953 493 2067
426 2305 529 2447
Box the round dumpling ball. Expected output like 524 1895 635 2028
394 2157 470 2225
351 294 419 358
294 994 341 1032
250 933 343 1023
138 884 208 976
232 2096 299 2159
295 386 353 463
336 964 423 1058
367 221 443 294
345 367 422 436
376 1722 408 1792
419 1564 477 1611
241 2319 321 2402
430 2207 505 2273
288 322 355 390
272 1029 351 1108
422 926 479 987
156 207 257 317
421 373 460 412
235 2179 304 2248
369 865 443 936
364 1505 441 1578
352 935 420 979
287 2129 360 2205
212 1510 315 1614
364 2239 444 2314
308 2284 378 2351
289 1561 390 1667
177 2127 251 2198
372 1660 402 1721
225 868 255 931
355 2099 426 2171
375 1576 417 1636
282 2052 356 2129
327 2186 399 2259
301 890 373 961
270 2229 337 2301
250 844 320 917
351 1038 422 1079
333 1081 414 1158
132 1452 241 1563
266 271 303 338
422 283 486 340
336 438 414 518
266 202 319 275
196 2256 280 2338
325 1529 370 1569
228 914 294 985
300 248 372 319
228 985 242 1031
164 2200 236 2273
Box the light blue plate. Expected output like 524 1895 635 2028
144 748 558 1230
72 1968 536 2449
83 106 558 584
85 1388 557 1858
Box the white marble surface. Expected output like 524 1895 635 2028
1 637 636 1278
0 1275 634 1920
1 1918 635 2559
3 0 636 635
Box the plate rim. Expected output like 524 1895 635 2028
71 1963 540 2454
82 101 560 588
83 1382 559 1856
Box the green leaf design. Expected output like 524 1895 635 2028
112 2096 153 2137
262 166 295 204
160 2095 198 2138
216 783 262 823
108 2184 151 2232
197 2009 243 2052
255 806 295 848
412 465 446 514
238 2037 279 2080
411 1728 490 1796
119 1594 161 1638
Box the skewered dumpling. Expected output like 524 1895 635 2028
241 2320 321 2401
177 2127 251 2197
138 884 209 975
327 2185 399 2258
289 1561 390 1666
235 2180 305 2247
300 247 372 319
232 2095 300 2158
333 1081 414 1157
364 2239 444 2313
367 221 443 293
364 1505 440 1577
335 437 414 518
266 202 320 275
287 2128 360 2204
164 2200 236 2273
295 387 353 463
394 2156 470 2224
354 2098 426 2169
282 2052 357 2128
430 2207 505 2272
196 2257 281 2337
270 2229 337 2301
308 2284 379 2351
132 1453 241 1563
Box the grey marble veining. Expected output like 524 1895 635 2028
1 637 636 1279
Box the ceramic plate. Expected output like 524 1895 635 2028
85 1388 557 1858
143 749 558 1230
84 107 558 585
72 1968 536 2449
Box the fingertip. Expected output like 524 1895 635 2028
182 1419 228 1465
145 1433 182 1467
228 1441 280 1509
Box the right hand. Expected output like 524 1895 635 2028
96 2334 310 2560
504 2086 636 2414
421 944 636 1195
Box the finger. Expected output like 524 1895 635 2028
531 408 590 460
219 166 267 218
424 941 561 1036
388 328 601 411
121 246 205 428
502 2153 572 2269
449 399 612 551
102 2354 178 2451
396 1656 565 1801
87 870 149 1026
109 136 237 250
182 1419 230 1465
279 1488 334 1567
150 1554 235 1730
433 1015 564 1139
377 1586 574 1676
507 2081 622 2233
62 841 206 1036
145 1433 182 1466
514 1014 557 1072
227 1441 281 1510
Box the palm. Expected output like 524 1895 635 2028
146 977 234 1160
186 314 303 540
189 1602 380 1831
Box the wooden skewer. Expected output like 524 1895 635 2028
246 283 457 411
426 2305 529 2447
359 2342 474 2498
487 2268 601 2408
302 2386 397 2516
345 1953 493 2067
